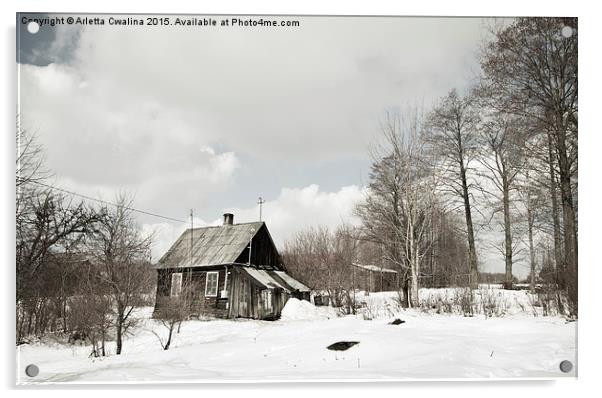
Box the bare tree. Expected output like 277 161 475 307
69 265 114 357
480 17 578 314
356 110 439 306
476 112 528 289
152 282 196 350
16 124 50 206
16 192 98 343
283 225 357 310
426 90 481 288
15 124 103 343
87 195 155 355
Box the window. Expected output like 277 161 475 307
170 273 182 297
262 290 272 311
205 271 219 297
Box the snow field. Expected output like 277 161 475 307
17 288 576 383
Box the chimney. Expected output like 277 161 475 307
223 213 234 226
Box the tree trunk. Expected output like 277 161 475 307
164 324 174 350
460 162 479 288
410 249 420 308
116 319 123 355
400 274 410 308
502 177 513 289
555 126 578 315
528 203 536 293
410 271 419 307
62 298 68 333
547 131 564 287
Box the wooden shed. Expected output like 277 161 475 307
352 263 399 293
153 213 310 320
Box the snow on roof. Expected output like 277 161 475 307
272 271 311 292
352 263 398 274
157 222 264 269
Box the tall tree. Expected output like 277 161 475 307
16 127 98 342
476 113 528 289
427 90 481 288
481 18 578 313
356 110 438 306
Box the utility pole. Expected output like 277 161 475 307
257 197 266 222
190 209 194 266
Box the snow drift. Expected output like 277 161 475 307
280 298 338 321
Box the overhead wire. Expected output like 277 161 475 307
24 180 187 224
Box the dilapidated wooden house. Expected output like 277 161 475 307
153 213 310 320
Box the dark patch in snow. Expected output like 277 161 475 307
327 341 359 351
389 318 406 325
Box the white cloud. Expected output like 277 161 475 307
225 184 364 247
19 61 241 216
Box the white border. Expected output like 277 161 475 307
3 1 600 397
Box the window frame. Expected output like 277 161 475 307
205 271 219 297
170 272 182 297
262 289 273 311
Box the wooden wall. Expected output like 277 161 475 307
235 224 282 268
354 268 398 292
189 268 229 318
227 267 288 320
154 267 228 318
154 266 290 320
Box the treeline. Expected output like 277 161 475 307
16 127 155 353
283 18 577 316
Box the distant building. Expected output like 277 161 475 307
153 213 310 320
352 263 398 292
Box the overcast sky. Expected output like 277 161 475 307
18 14 528 276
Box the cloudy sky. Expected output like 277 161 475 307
18 14 527 276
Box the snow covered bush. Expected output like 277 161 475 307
478 287 508 317
456 288 476 317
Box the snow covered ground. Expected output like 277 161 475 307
16 290 576 384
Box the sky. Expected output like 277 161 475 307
17 13 529 277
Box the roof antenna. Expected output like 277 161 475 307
190 209 194 268
257 196 266 222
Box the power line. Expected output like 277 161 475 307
24 180 187 224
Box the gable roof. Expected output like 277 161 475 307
157 222 264 269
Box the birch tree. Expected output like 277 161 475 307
356 110 439 306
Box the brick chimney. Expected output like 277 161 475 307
223 213 234 226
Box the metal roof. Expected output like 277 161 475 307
157 222 264 269
351 263 398 274
271 271 311 292
242 267 290 291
